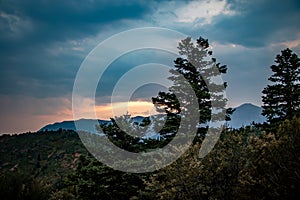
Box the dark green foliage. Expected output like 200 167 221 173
65 155 145 200
235 117 300 199
0 130 88 199
0 129 149 199
99 116 142 153
152 37 233 139
48 190 75 200
98 114 181 153
141 117 300 199
262 48 300 125
0 173 48 200
1 118 299 199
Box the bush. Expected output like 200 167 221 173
0 173 48 200
141 118 300 199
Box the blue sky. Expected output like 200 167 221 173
0 0 300 133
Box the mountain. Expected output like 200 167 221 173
40 103 266 134
40 119 110 133
39 116 164 139
228 103 266 128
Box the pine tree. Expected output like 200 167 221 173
262 48 300 124
152 37 232 137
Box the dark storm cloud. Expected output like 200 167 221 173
0 0 149 45
0 0 152 98
208 0 300 47
2 0 299 100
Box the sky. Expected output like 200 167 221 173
0 0 300 134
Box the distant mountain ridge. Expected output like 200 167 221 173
39 116 147 134
39 103 266 132
39 115 163 140
228 103 266 128
40 119 110 133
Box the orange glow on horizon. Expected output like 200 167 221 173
0 94 162 134
95 101 159 119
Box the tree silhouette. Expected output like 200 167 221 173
262 48 300 125
152 37 232 137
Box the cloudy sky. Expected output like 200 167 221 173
0 0 299 134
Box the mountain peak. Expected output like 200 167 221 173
236 103 259 108
228 103 266 128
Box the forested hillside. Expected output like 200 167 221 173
0 117 299 199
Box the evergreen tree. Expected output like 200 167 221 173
262 48 300 125
152 37 232 137
65 155 144 200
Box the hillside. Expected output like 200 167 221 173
0 130 89 187
1 118 299 199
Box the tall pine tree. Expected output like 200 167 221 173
152 37 232 137
262 48 300 124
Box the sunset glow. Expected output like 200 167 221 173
96 101 159 119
